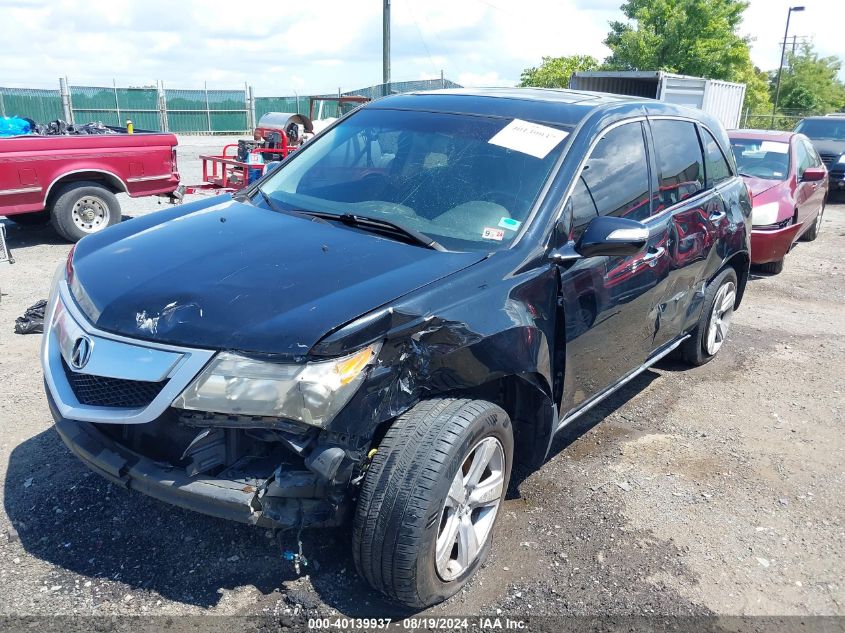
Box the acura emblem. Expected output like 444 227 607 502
70 336 93 370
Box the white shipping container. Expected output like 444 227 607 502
569 71 746 129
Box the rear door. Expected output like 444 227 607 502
558 119 661 406
644 118 718 352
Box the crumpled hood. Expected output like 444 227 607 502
741 175 782 198
71 197 484 356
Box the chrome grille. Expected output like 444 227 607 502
62 358 168 408
819 152 838 167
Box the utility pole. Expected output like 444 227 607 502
772 5 805 125
383 0 391 97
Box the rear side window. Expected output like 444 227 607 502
650 119 705 207
701 128 733 187
569 121 651 237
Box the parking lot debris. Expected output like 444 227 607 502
14 299 47 334
0 116 33 136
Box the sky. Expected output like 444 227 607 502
1 0 842 96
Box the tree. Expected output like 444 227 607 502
602 0 777 113
603 0 750 80
519 55 600 89
775 43 845 114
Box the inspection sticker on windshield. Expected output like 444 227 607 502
488 119 569 159
498 217 521 231
482 227 505 241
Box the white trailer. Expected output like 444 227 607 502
569 71 746 129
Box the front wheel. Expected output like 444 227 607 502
800 202 824 242
353 398 513 608
679 267 738 366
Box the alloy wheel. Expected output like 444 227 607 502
705 281 736 355
435 436 505 582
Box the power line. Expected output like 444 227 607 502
402 0 438 77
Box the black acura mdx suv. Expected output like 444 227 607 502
42 88 751 607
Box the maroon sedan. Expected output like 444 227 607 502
729 130 828 274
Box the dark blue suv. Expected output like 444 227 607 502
42 88 751 607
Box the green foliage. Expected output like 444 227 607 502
519 55 600 88
733 56 772 115
775 43 845 114
603 0 750 80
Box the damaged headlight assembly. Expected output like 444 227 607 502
172 342 381 427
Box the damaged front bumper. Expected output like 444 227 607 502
41 280 356 530
48 392 347 529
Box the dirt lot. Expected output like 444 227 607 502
0 137 843 623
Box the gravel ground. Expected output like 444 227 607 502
0 137 843 624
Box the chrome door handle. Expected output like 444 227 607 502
709 210 726 222
642 246 665 266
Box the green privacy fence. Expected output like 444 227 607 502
0 87 64 124
0 78 459 133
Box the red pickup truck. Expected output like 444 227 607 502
0 132 179 241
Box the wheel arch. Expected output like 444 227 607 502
44 170 127 207
718 250 749 309
438 372 557 469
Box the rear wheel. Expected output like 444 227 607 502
353 398 513 608
679 267 738 366
756 259 785 275
800 202 824 242
50 181 120 242
8 211 50 226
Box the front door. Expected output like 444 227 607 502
558 120 661 411
795 137 826 229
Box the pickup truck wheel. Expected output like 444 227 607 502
50 182 120 242
9 211 50 226
679 267 738 366
353 398 513 608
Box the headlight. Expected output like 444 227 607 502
172 343 381 427
751 202 781 227
838 154 845 164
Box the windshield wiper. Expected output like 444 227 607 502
296 210 446 251
252 187 281 212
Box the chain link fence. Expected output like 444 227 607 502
740 109 830 131
0 77 460 134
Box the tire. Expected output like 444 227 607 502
50 181 120 242
679 267 738 366
800 202 824 242
8 211 50 226
353 398 513 608
756 259 785 275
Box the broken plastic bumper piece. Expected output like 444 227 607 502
49 396 343 529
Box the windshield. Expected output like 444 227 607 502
795 118 845 141
730 138 790 181
258 108 569 251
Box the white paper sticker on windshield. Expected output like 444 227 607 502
488 119 569 159
760 141 789 154
482 227 505 241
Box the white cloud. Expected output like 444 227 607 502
0 0 840 98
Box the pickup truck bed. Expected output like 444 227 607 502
0 131 179 242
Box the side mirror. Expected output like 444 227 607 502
801 166 826 182
575 216 649 258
